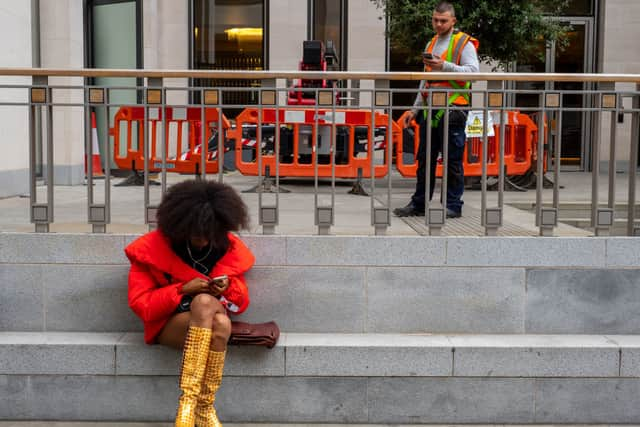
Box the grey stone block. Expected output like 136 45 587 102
0 375 178 421
367 267 525 333
535 378 640 423
606 237 640 267
116 333 285 376
122 234 141 248
115 333 181 376
367 377 535 423
0 375 368 423
236 266 366 333
450 334 619 377
285 333 452 376
0 376 30 419
44 265 141 332
0 332 120 375
217 377 368 423
526 269 640 334
285 236 446 266
447 237 606 267
0 265 44 331
0 233 128 264
607 335 640 377
240 235 286 266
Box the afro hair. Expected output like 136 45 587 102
156 179 249 248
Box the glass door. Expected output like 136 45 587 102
190 0 266 117
515 19 594 170
87 0 142 170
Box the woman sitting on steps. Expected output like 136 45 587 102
125 179 254 427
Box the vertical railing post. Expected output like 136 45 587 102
484 87 505 235
593 84 616 236
30 75 53 233
145 77 163 231
86 86 110 233
628 83 640 236
426 92 443 236
606 92 619 235
314 86 333 235
259 83 279 235
537 92 555 236
373 82 392 236
480 91 489 233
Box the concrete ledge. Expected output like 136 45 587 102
2 332 640 423
4 263 640 335
446 237 607 267
1 332 638 378
3 234 640 336
4 234 640 268
4 374 640 423
450 335 620 377
0 233 130 265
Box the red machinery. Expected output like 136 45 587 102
288 40 340 106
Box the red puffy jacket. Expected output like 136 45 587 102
125 230 255 344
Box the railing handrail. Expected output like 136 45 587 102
1 67 640 83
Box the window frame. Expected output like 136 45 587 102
84 0 143 71
307 0 348 70
188 0 270 71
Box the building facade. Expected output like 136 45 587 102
0 0 638 197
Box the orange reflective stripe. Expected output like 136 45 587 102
451 33 469 64
421 31 477 102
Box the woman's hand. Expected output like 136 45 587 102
208 276 230 297
181 277 211 295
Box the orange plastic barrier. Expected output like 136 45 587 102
395 110 547 178
229 108 401 179
111 106 230 174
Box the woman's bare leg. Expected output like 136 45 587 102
157 294 231 350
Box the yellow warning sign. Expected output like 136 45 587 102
465 111 495 137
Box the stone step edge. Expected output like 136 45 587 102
0 424 625 427
1 332 639 378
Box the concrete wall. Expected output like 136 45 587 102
269 0 307 71
3 233 640 335
348 0 385 107
144 0 189 104
598 0 640 170
0 1 33 198
2 233 640 423
40 0 85 185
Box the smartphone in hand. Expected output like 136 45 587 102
422 52 434 60
209 275 229 293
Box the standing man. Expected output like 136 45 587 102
394 1 479 218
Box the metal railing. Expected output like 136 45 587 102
1 68 638 236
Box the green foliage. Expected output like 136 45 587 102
371 0 570 69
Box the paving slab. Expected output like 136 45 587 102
0 171 637 236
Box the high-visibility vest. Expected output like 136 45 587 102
421 30 479 110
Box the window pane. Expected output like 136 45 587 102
542 0 593 16
92 1 139 168
314 0 342 68
564 0 593 16
192 0 265 112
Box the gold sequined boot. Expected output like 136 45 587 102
194 350 226 427
175 326 212 427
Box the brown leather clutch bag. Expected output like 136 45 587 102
229 321 280 349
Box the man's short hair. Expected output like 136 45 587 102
434 1 456 17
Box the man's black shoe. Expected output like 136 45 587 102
446 208 462 218
393 203 425 217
